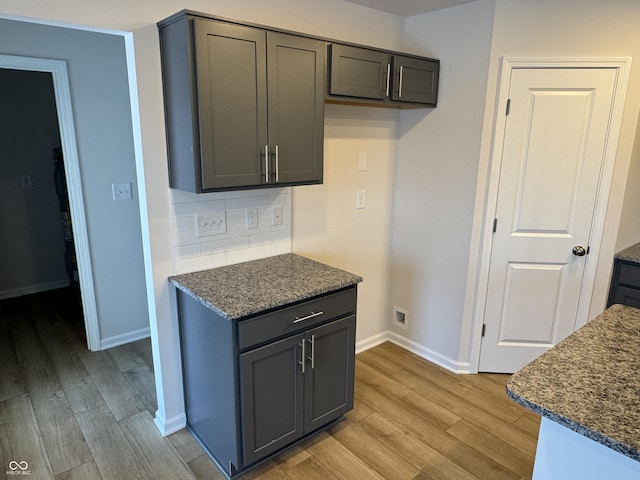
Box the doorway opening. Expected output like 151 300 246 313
0 68 85 341
0 55 100 350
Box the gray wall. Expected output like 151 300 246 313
0 69 68 297
0 19 149 344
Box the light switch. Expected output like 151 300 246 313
112 182 132 201
358 152 368 171
356 190 366 209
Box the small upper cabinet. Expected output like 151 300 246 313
327 43 439 107
328 44 389 100
159 12 324 193
390 54 439 105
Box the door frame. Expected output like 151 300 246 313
0 54 101 350
469 57 632 372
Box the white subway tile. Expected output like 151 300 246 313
249 229 290 247
197 199 226 212
171 189 198 204
270 240 292 256
226 194 272 210
173 229 203 247
171 186 292 271
225 209 246 226
227 245 272 265
198 190 247 202
175 252 227 274
173 216 195 233
175 243 201 260
201 236 249 255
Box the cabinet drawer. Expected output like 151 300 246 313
238 287 356 350
618 263 640 289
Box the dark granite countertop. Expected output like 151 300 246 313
615 241 640 264
507 304 640 462
169 253 362 320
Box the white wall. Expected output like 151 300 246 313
0 69 68 298
0 19 150 346
386 0 496 369
293 104 398 347
617 109 640 250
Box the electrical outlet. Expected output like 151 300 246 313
246 208 258 229
112 182 132 201
356 190 366 209
272 205 283 226
196 212 226 237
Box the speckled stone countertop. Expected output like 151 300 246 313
615 241 640 264
169 253 362 320
507 304 640 462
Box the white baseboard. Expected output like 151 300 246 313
154 410 187 437
356 330 472 374
355 331 389 354
0 279 71 300
100 327 151 350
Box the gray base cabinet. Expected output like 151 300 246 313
608 259 640 308
176 286 357 478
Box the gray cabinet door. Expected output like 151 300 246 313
390 55 439 105
267 33 324 185
328 44 389 100
193 19 268 190
240 334 304 466
304 315 355 432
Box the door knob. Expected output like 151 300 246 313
572 245 587 257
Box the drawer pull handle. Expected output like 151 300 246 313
293 311 324 324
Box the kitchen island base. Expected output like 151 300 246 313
533 417 640 480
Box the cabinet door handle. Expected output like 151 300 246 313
299 338 306 374
399 65 404 98
385 63 390 97
293 311 324 324
264 145 270 183
309 334 315 369
275 145 279 182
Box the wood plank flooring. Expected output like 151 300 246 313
0 289 539 480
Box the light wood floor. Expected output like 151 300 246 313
0 290 539 480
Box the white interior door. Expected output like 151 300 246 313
479 66 618 373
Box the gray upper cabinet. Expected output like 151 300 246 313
328 44 389 100
194 19 267 191
390 54 439 105
267 33 324 186
158 12 324 192
328 43 439 107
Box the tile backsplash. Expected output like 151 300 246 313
171 188 292 274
